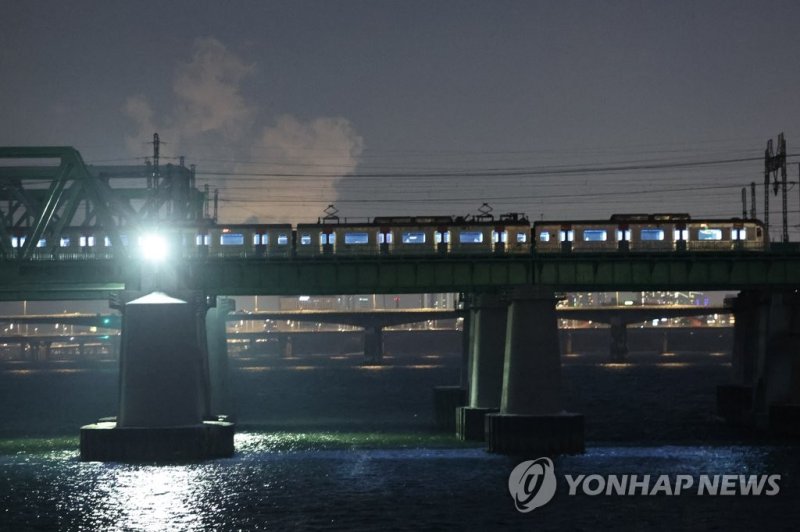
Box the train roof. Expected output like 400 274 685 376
533 217 764 226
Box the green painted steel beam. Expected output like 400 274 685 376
0 252 798 300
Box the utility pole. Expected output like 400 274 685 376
764 133 788 242
741 188 747 218
750 181 756 219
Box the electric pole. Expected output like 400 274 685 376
764 133 788 242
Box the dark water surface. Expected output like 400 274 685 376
0 349 798 530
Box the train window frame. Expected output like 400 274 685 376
344 232 370 245
673 229 689 241
434 231 450 244
11 236 25 248
60 237 71 247
459 231 484 244
492 231 508 244
379 232 394 245
195 234 210 246
697 228 723 241
36 239 46 248
320 232 336 245
640 229 665 241
733 228 747 240
104 236 112 247
401 231 426 244
583 229 608 242
220 233 246 246
559 230 574 242
616 229 631 241
539 231 551 242
516 232 528 243
277 234 289 246
299 234 312 246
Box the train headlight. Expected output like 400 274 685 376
138 233 169 263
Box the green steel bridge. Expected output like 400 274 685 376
2 145 800 301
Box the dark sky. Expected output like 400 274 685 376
2 1 799 234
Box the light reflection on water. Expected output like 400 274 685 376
0 432 794 530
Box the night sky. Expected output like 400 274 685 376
2 1 799 232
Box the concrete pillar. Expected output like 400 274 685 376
717 290 766 425
754 291 800 435
486 287 584 454
609 317 628 361
433 295 472 432
206 297 234 418
117 292 207 427
564 331 573 355
456 293 507 441
80 291 234 461
278 334 293 358
364 326 384 363
660 331 669 354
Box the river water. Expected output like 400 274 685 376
0 348 797 530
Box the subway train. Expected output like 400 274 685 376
4 213 768 259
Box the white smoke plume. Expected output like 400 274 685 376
123 38 363 224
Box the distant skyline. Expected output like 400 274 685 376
2 1 799 234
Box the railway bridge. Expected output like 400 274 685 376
2 145 799 457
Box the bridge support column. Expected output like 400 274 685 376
278 334 293 358
433 294 472 432
717 291 765 425
363 326 384 363
754 291 800 435
206 297 234 418
486 287 584 454
456 294 507 441
80 292 234 461
609 318 628 361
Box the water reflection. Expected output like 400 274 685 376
84 465 215 531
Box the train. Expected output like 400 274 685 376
4 213 768 260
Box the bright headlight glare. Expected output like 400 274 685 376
139 233 169 262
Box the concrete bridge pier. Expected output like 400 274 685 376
278 334 293 358
609 317 628 361
206 297 235 418
717 290 765 425
753 291 800 435
80 291 234 461
456 293 507 441
486 287 584 454
363 326 384 363
433 294 472 432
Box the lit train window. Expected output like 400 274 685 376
583 229 607 242
698 229 722 241
252 234 260 246
104 237 112 247
434 232 450 244
459 231 484 244
60 237 71 247
539 231 551 242
79 236 95 247
11 236 25 248
640 229 664 241
402 232 426 244
616 230 631 241
220 233 245 246
37 239 46 248
673 229 688 241
379 233 394 244
321 233 336 245
492 232 507 243
195 234 210 246
277 234 289 245
559 230 574 242
261 234 269 245
345 232 369 245
516 233 527 243
733 229 747 240
300 234 312 245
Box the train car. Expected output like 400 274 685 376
448 213 531 255
295 221 380 257
686 219 766 251
534 220 619 253
206 224 293 258
373 216 452 255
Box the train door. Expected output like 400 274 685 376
378 227 392 255
321 228 335 255
492 226 506 254
435 226 450 254
560 224 573 253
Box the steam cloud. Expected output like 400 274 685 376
123 38 363 223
